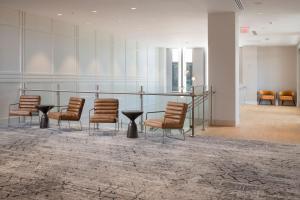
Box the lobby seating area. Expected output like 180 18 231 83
257 90 296 106
0 1 300 199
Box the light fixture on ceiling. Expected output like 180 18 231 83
91 10 97 13
57 13 63 16
131 7 137 10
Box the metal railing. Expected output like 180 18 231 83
20 84 214 137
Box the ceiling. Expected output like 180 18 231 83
0 0 300 47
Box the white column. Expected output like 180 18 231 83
208 12 239 126
297 44 300 107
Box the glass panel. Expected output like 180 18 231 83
186 62 193 92
172 62 179 91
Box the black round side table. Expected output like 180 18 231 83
122 110 143 138
36 105 54 128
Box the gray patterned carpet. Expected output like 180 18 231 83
0 126 299 200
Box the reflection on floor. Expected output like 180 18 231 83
198 105 300 144
0 127 299 199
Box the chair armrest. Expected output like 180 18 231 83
9 103 19 111
146 111 165 120
88 108 95 121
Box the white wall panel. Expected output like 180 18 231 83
53 35 76 74
25 30 52 73
0 7 19 27
125 40 137 79
0 25 20 72
97 31 113 77
79 27 97 75
112 35 125 78
25 13 51 33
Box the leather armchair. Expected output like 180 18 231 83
278 91 296 106
88 98 119 135
48 97 85 130
257 90 276 105
144 101 188 143
8 95 41 127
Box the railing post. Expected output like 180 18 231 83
210 85 213 125
56 84 60 112
202 85 205 131
140 85 144 132
22 82 26 95
191 86 195 137
95 84 99 129
95 84 99 99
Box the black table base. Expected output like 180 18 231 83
122 110 143 139
40 113 49 129
36 105 54 129
127 120 138 138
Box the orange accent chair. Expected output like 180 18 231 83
278 91 296 106
144 101 188 143
48 97 85 130
8 95 41 127
257 90 276 105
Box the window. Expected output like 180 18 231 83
171 48 193 92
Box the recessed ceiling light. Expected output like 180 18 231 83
57 13 63 16
91 10 97 13
131 7 137 10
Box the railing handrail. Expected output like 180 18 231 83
19 88 206 97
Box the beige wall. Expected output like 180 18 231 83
240 46 298 104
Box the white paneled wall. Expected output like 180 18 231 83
0 7 165 124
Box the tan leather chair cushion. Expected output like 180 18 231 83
48 111 79 121
9 110 31 116
261 95 275 100
90 98 119 124
19 95 41 112
280 96 293 101
90 114 117 123
144 101 188 129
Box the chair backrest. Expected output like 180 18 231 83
164 101 188 129
279 90 295 96
94 98 119 118
19 95 41 112
67 97 85 120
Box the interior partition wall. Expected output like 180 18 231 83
0 6 175 125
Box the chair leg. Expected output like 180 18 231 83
79 121 82 131
144 126 147 139
89 122 91 135
8 115 10 127
182 129 185 141
58 120 61 129
30 116 32 127
162 129 165 144
68 121 70 128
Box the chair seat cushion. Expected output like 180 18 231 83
260 95 274 100
48 112 79 121
144 118 183 129
90 114 117 123
280 96 293 101
144 119 164 128
9 109 31 116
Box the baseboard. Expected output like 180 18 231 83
244 100 257 105
210 119 237 127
